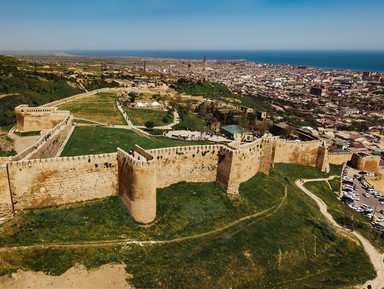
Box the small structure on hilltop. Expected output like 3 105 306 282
15 104 70 132
221 125 247 141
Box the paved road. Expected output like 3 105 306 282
296 177 384 289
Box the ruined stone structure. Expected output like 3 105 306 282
15 104 70 132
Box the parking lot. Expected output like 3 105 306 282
342 166 384 230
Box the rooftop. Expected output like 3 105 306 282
221 125 246 135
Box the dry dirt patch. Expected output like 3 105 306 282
366 177 384 194
0 263 133 289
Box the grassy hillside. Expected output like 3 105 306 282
304 180 384 251
0 164 375 288
0 55 83 126
175 79 273 112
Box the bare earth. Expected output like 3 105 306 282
366 177 384 194
0 263 133 289
13 135 41 153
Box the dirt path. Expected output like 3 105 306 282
7 127 41 154
296 177 384 289
0 187 287 252
0 187 288 289
0 263 133 289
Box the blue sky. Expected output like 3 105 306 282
0 0 383 50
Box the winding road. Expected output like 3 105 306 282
296 177 384 289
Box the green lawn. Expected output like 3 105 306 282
59 92 125 125
60 126 209 156
124 107 172 126
0 164 375 288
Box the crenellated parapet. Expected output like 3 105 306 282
11 116 73 161
117 148 157 223
1 133 331 224
15 104 70 132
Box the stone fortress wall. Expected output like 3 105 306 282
2 104 379 224
351 153 382 173
328 152 354 165
117 136 329 223
15 105 70 132
2 125 377 224
0 153 118 219
12 116 73 161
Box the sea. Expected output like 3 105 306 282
64 50 384 72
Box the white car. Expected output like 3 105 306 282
377 217 384 222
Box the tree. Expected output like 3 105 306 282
144 120 155 129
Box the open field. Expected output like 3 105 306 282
124 107 172 126
58 92 125 125
60 126 209 156
0 164 375 288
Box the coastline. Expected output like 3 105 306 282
65 50 384 72
2 50 384 73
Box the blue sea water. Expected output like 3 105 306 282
65 50 384 72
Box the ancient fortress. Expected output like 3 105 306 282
0 105 380 224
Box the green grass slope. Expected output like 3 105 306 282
0 164 375 288
59 92 125 125
304 180 384 251
0 55 83 126
60 126 209 156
